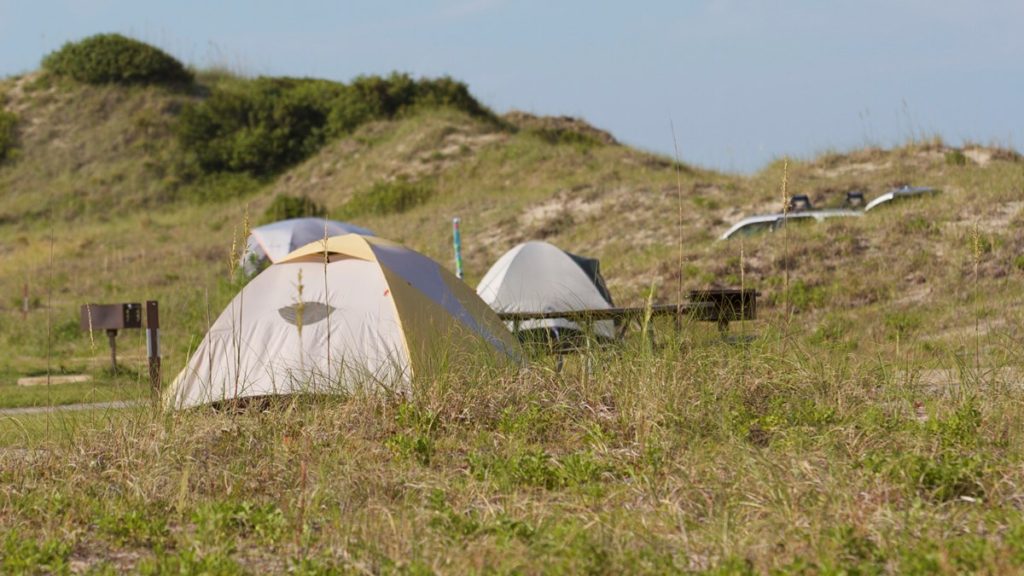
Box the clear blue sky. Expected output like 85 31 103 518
2 0 1021 172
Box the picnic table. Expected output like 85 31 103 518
498 288 758 347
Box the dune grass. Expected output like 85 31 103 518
0 404 147 446
0 375 147 410
1 68 1023 573
2 323 1023 573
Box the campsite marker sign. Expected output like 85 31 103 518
80 302 141 373
80 301 161 395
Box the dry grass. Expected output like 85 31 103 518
2 331 1024 573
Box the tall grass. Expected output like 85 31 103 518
3 332 1023 573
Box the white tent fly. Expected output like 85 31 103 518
168 234 520 409
241 218 373 275
477 241 616 340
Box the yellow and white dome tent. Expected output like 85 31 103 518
167 234 520 409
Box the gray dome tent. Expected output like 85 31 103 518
476 241 615 340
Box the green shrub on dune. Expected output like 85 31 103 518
326 74 498 135
261 194 327 224
42 33 192 86
177 72 497 179
336 179 435 219
177 78 341 176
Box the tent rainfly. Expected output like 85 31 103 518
476 241 616 339
168 234 520 409
241 218 373 275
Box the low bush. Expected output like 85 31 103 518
387 403 440 465
138 548 246 575
325 74 498 136
192 500 287 545
928 399 982 449
780 278 829 311
903 452 986 502
884 309 922 341
468 448 608 491
527 126 605 148
260 194 326 224
863 448 986 503
174 172 264 203
809 313 855 348
42 33 192 86
335 179 435 219
2 531 74 574
945 149 968 166
95 504 169 546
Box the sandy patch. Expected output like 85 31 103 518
398 130 507 179
902 367 1023 393
815 160 891 178
17 374 91 387
963 148 993 167
520 190 605 228
946 200 1024 233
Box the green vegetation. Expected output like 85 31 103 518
2 531 74 575
335 178 435 219
504 110 616 149
176 77 341 177
2 48 1024 573
42 33 192 86
2 340 1024 573
526 125 607 149
261 194 326 224
0 107 16 163
945 148 968 166
177 73 497 180
337 73 498 132
0 375 146 409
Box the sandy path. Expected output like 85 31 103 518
0 400 143 416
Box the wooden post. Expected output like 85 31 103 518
22 282 28 320
106 329 118 373
146 300 161 399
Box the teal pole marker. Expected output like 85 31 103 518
452 217 464 279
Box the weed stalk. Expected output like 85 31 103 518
972 220 981 376
323 221 331 390
46 215 55 436
670 119 684 307
780 159 791 345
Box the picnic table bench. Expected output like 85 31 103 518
498 288 758 346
